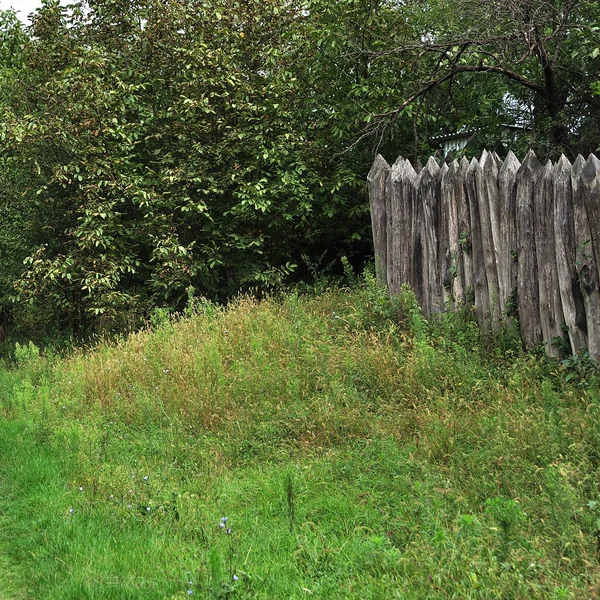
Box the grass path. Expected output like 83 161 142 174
0 419 58 600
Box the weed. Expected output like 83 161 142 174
560 349 598 386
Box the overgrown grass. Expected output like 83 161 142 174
0 275 599 598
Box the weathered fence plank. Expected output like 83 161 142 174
439 162 451 307
415 157 442 316
390 158 417 293
582 155 600 285
553 156 588 355
498 151 520 321
534 161 564 356
443 160 461 308
369 150 600 361
466 157 490 328
367 154 390 285
515 150 543 350
476 150 502 324
387 156 402 294
456 157 473 302
573 155 600 363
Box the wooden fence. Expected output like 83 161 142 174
368 150 600 361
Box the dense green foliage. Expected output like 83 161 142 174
0 282 599 598
0 0 597 339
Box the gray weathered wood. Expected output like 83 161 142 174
390 158 417 293
369 150 600 361
387 156 404 293
582 155 600 284
467 156 489 327
367 154 390 285
439 162 452 307
573 155 600 363
553 155 588 355
534 160 564 356
456 157 473 302
476 150 502 325
443 160 462 308
516 150 543 349
416 157 443 316
498 151 520 320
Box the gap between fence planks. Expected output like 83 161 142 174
368 150 600 362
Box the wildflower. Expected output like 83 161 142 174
221 516 228 523
232 575 239 582
226 528 232 535
187 591 193 596
163 369 169 373
69 508 74 514
79 487 83 491
146 507 151 512
61 405 66 410
110 494 114 499
127 505 132 509
143 476 149 481
219 522 225 529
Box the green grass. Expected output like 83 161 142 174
0 277 599 598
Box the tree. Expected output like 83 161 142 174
0 0 408 334
360 0 600 157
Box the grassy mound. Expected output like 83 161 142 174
0 277 599 599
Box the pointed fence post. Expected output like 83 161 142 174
476 150 502 325
391 158 417 292
573 155 600 363
416 157 443 316
456 157 473 303
534 160 564 356
553 155 588 355
443 160 461 308
498 151 520 321
466 156 490 328
368 150 599 361
368 155 390 286
516 150 543 350
439 162 452 307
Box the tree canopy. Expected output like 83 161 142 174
0 0 597 340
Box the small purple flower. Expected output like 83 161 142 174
232 575 239 582
187 590 193 596
221 516 228 523
219 522 225 529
